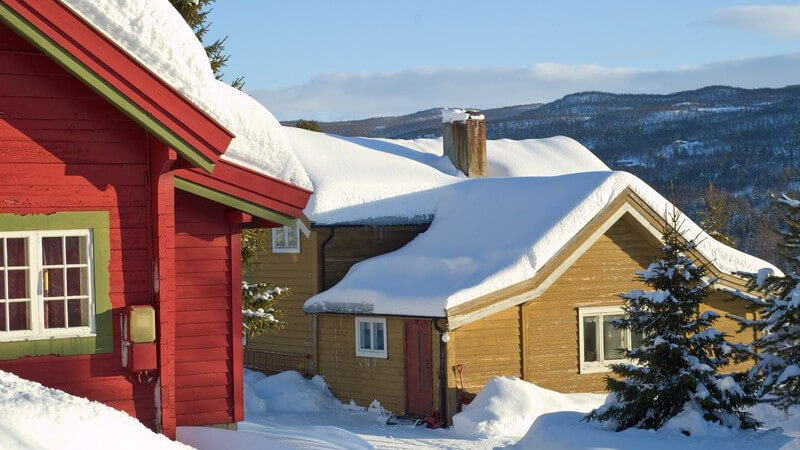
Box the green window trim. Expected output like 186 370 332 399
0 212 112 360
174 177 298 227
0 3 216 173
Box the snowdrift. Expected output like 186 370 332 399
0 370 190 450
452 376 605 440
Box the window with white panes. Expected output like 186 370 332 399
355 317 387 358
0 230 94 341
578 306 642 374
271 224 300 253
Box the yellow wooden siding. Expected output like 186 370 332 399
523 216 756 393
245 229 318 358
316 315 407 413
450 307 522 395
323 226 427 289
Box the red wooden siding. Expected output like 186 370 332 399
174 190 236 426
4 0 234 164
0 21 156 427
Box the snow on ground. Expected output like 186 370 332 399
180 369 800 450
0 369 189 450
452 376 605 440
61 0 312 189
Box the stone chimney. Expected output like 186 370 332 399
442 108 486 177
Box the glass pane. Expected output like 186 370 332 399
67 298 88 328
7 270 27 299
285 226 299 248
44 268 64 297
8 301 29 331
45 300 65 328
42 237 63 265
583 315 598 362
0 238 4 266
374 322 385 351
603 314 627 360
631 331 644 349
65 236 88 265
67 267 88 296
359 321 371 350
0 303 5 331
0 273 4 300
6 238 26 267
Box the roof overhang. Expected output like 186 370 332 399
0 0 234 173
174 160 312 226
446 188 766 330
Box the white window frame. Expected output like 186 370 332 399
0 229 95 342
355 316 387 359
578 305 636 374
271 224 301 254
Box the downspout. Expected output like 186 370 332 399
319 227 336 291
312 227 335 376
433 319 448 427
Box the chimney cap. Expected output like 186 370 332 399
442 108 484 124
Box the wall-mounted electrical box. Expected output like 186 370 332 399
121 305 157 372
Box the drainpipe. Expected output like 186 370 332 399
319 227 336 292
432 319 449 427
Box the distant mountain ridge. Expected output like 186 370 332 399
285 85 800 193
284 85 800 263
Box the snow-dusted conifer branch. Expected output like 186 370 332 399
733 195 800 411
586 211 759 432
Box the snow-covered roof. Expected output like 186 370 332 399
286 128 609 225
0 370 188 449
60 0 311 190
296 131 779 317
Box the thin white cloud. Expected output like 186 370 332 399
250 53 800 121
711 5 800 38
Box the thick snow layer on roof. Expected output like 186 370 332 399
286 128 461 225
285 128 608 224
0 370 189 450
61 0 311 190
304 171 780 317
396 135 610 178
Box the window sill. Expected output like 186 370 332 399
272 248 300 254
580 365 613 374
356 350 388 359
0 331 96 344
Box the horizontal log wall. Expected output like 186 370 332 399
317 314 406 413
174 191 234 426
0 23 156 427
244 228 318 368
444 215 757 422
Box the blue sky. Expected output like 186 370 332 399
208 1 800 120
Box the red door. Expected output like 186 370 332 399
404 319 433 417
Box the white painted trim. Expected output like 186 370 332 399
0 229 95 341
355 316 388 359
577 305 635 374
271 224 301 254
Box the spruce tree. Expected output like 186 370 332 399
697 181 736 247
169 0 244 88
242 281 288 342
586 213 759 432
735 195 800 410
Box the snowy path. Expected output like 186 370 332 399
242 410 510 450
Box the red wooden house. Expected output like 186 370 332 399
0 0 311 438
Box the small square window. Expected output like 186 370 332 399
578 306 642 374
271 224 300 253
355 317 387 358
